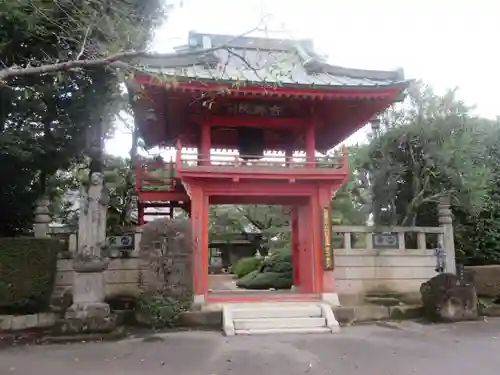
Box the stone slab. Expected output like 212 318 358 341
389 305 423 320
178 311 222 328
479 304 500 317
0 313 57 332
54 314 118 335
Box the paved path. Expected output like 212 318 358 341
1 319 500 375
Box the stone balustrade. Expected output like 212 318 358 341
331 225 448 303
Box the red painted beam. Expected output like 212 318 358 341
177 166 349 182
209 195 310 205
203 114 307 129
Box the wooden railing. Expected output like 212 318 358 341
135 159 177 192
175 140 349 171
135 144 349 191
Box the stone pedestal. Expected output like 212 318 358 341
66 258 109 318
59 258 117 334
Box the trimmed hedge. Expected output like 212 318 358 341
236 248 293 290
0 238 64 314
260 248 292 273
236 270 293 290
232 256 262 278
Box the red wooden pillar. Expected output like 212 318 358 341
291 206 300 290
305 122 315 165
138 203 145 226
297 192 329 295
318 186 339 305
309 192 324 294
190 186 209 304
200 122 211 166
297 204 314 293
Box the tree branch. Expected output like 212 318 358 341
76 25 93 60
0 24 262 82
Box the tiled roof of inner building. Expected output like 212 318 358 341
131 33 407 89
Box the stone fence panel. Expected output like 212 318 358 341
332 225 447 303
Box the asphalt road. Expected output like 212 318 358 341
1 319 500 375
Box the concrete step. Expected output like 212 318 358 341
235 327 332 335
234 317 326 330
222 302 339 336
231 305 322 319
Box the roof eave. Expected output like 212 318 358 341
130 52 219 69
133 72 412 94
304 60 405 81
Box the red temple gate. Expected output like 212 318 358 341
129 32 409 305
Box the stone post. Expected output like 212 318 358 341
438 196 456 274
33 196 51 238
63 173 116 333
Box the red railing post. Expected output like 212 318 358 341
176 139 182 171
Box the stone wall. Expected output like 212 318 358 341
54 256 146 298
334 248 437 302
332 225 447 303
54 222 453 305
464 265 500 298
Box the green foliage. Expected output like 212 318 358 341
236 271 293 290
454 128 500 265
0 238 65 314
0 1 166 235
353 82 500 264
232 256 263 278
136 291 191 328
236 248 293 290
362 83 493 227
261 247 292 272
209 204 290 253
331 144 371 225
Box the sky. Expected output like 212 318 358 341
106 0 500 157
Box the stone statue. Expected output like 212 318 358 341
61 172 116 334
77 172 109 258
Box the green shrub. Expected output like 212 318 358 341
236 271 292 290
236 247 293 290
261 247 291 272
237 269 259 284
0 238 65 314
136 291 191 328
232 256 263 278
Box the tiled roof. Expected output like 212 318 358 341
132 32 406 89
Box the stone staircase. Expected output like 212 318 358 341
222 302 340 336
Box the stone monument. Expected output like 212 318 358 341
33 196 51 238
60 172 117 333
438 196 456 274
